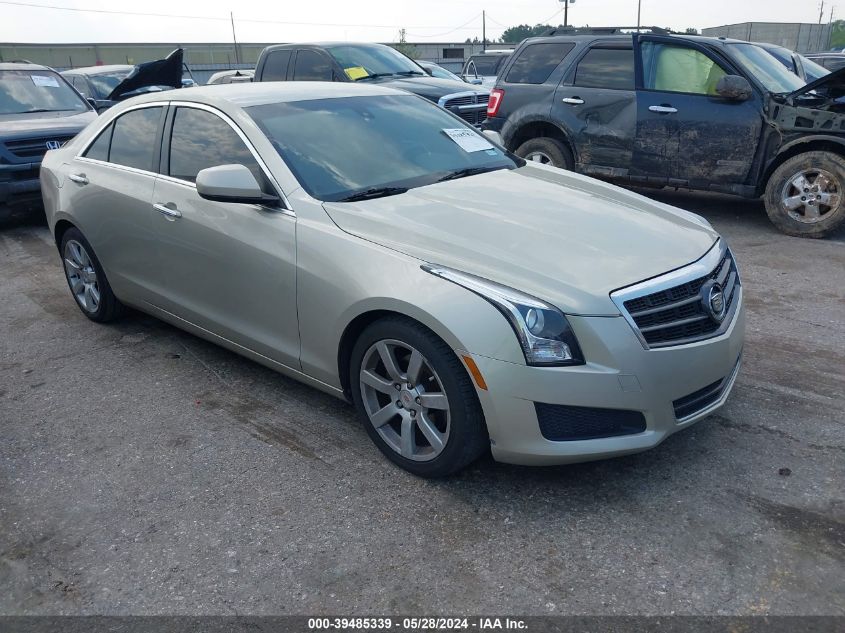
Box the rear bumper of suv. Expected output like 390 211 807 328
0 163 42 206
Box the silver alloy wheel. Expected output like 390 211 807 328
780 167 842 224
526 151 553 165
63 239 101 313
359 339 451 462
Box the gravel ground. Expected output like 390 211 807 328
0 192 843 616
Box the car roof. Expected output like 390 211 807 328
123 81 409 108
63 65 134 75
0 61 54 71
263 42 390 50
519 32 747 47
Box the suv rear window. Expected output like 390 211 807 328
506 43 574 84
574 48 635 90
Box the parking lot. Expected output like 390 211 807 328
1 191 843 616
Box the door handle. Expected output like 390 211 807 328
68 173 89 185
562 97 585 105
153 203 182 219
649 105 678 114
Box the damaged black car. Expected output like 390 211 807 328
61 48 186 112
483 28 845 237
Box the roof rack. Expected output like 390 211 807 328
543 26 673 37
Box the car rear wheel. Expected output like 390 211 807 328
60 227 125 322
764 151 845 238
349 317 488 478
515 137 574 170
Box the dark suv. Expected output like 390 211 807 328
255 42 490 127
1 62 96 211
483 28 845 237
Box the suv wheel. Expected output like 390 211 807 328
764 151 845 238
515 137 574 170
349 317 488 478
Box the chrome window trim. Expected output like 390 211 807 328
75 99 293 214
610 240 739 350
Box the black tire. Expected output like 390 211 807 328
763 151 845 238
515 137 574 170
59 227 125 322
349 316 488 478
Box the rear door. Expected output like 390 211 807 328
68 104 165 302
552 43 637 175
634 36 762 187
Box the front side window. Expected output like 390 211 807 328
573 48 634 90
263 50 292 81
0 69 90 115
506 43 574 84
247 95 518 202
168 107 265 187
641 42 728 96
108 107 163 171
293 50 335 81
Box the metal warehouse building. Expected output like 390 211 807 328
0 41 514 84
702 22 832 53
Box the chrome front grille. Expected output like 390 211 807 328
613 244 741 349
438 91 489 127
4 135 74 160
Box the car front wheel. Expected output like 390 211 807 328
349 317 488 478
764 151 845 238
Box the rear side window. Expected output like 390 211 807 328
83 123 113 162
469 56 505 75
293 50 334 81
506 43 574 84
262 50 291 81
574 48 635 90
168 107 266 188
107 107 163 171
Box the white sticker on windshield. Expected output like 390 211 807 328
31 75 60 88
442 128 494 153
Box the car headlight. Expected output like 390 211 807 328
422 264 584 367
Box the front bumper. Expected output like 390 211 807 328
465 289 745 466
0 163 42 206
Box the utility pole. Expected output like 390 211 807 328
483 10 487 49
819 1 825 24
564 0 569 27
230 12 240 65
637 0 642 30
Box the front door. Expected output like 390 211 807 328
634 36 762 188
552 44 637 176
149 105 299 368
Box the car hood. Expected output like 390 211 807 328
0 110 97 137
107 48 183 101
322 164 719 315
785 65 845 100
366 75 486 101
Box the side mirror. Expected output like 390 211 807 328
196 164 279 205
422 67 434 76
715 75 753 101
467 77 483 85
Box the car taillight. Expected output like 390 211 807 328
487 89 504 117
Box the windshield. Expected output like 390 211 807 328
326 44 424 80
426 64 461 82
87 70 132 98
726 43 806 93
248 95 517 202
798 54 830 83
0 69 90 115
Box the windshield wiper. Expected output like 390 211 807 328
394 70 426 76
436 166 503 183
10 108 76 114
355 73 396 81
336 186 409 202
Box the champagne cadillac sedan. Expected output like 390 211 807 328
40 83 744 477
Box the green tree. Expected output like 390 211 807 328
500 23 559 44
685 27 699 35
830 20 845 49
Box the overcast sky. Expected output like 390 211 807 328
0 0 829 43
